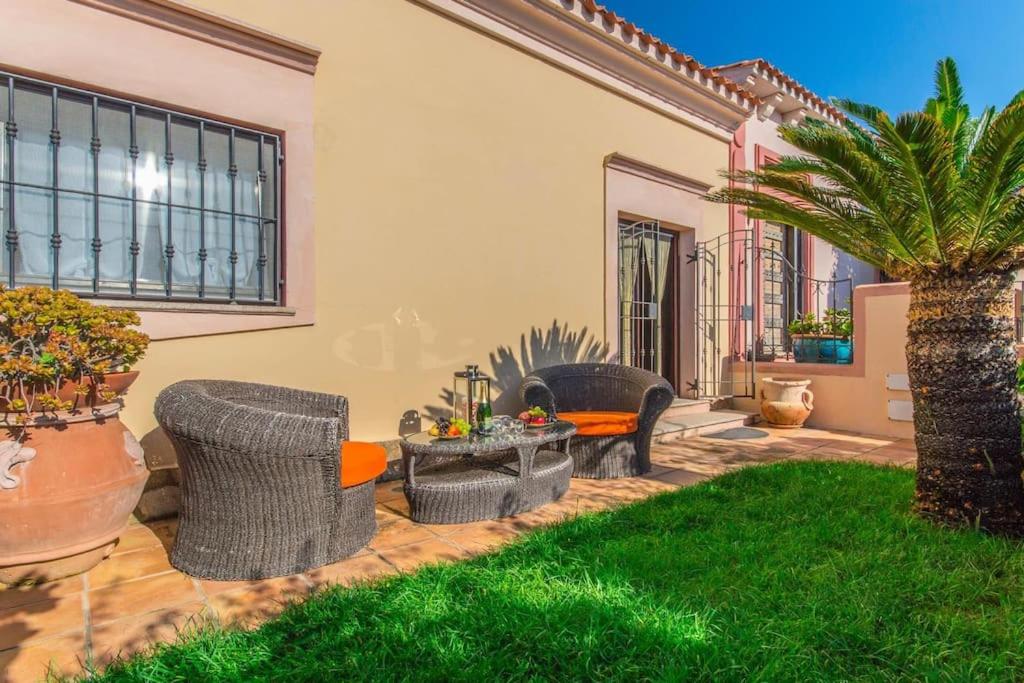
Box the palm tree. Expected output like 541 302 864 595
707 58 1024 535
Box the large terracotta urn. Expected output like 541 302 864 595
760 377 814 429
0 372 149 585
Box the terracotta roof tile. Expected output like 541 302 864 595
570 2 843 123
575 0 759 106
714 58 845 122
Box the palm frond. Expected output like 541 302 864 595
934 57 965 111
963 102 1024 256
711 58 1024 279
872 112 963 262
831 98 883 125
707 186 901 272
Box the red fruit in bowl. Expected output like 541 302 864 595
518 411 531 421
531 417 546 425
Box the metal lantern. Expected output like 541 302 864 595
453 364 493 432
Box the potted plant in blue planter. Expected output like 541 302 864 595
818 308 853 364
788 312 822 362
787 309 853 364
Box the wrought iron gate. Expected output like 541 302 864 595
690 228 855 398
691 230 756 399
618 219 667 375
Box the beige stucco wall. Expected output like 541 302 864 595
11 0 731 444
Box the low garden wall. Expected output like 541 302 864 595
732 283 915 439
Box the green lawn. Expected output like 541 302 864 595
87 462 1024 682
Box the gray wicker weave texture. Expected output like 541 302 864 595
154 380 376 580
400 422 575 524
519 363 674 478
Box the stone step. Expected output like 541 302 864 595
660 398 712 420
653 409 759 443
660 396 733 421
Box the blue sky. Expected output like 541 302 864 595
600 0 1024 116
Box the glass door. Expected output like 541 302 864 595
618 219 677 385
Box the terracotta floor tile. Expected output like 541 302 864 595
112 524 167 556
0 575 83 612
540 494 606 517
376 538 471 572
858 448 917 468
651 458 730 478
645 463 674 477
420 518 515 537
307 554 396 588
207 581 309 630
199 574 309 598
368 519 437 551
86 546 174 590
504 506 571 529
789 444 873 461
88 572 199 626
374 482 406 504
446 523 522 553
653 467 710 487
568 481 657 508
380 496 412 517
772 436 833 451
375 506 405 526
0 594 83 651
142 520 178 554
814 435 893 452
0 631 85 682
90 601 211 668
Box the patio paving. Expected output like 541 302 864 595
0 425 916 682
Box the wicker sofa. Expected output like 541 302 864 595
519 363 674 478
154 380 384 580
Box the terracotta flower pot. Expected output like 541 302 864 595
10 370 140 411
760 377 814 429
0 400 149 585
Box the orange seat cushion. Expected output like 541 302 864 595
339 441 387 488
559 411 639 437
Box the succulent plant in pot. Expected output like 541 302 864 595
786 309 853 364
787 312 822 362
0 287 151 585
818 308 853 364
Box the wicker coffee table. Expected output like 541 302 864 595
400 421 576 524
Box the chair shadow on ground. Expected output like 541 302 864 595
424 319 610 421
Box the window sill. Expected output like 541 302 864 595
94 299 296 317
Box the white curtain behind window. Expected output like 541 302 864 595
3 83 267 299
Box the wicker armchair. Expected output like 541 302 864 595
519 364 673 478
154 380 377 580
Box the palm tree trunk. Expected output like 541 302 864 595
907 272 1024 535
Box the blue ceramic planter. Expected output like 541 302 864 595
793 336 853 364
791 336 820 363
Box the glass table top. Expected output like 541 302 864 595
403 420 575 450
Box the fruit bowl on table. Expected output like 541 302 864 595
518 407 554 429
428 417 472 440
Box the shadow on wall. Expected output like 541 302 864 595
423 320 610 421
828 251 876 304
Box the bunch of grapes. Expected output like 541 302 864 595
436 417 451 436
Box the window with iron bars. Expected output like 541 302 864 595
0 72 281 304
